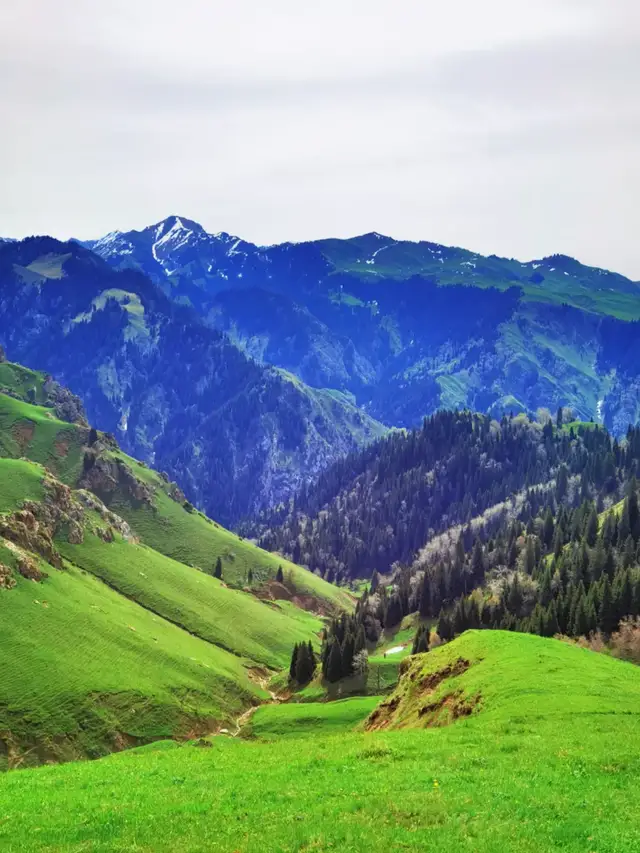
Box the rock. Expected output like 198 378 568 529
79 456 154 507
0 514 62 570
16 557 48 582
67 520 84 545
42 377 88 426
96 526 115 543
0 563 16 589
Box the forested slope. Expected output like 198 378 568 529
255 410 639 582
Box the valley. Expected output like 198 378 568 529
1 230 640 852
3 632 640 852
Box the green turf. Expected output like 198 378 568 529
247 696 381 740
0 362 47 404
0 559 261 769
0 393 85 483
4 631 640 851
104 454 353 609
57 532 324 671
0 458 46 512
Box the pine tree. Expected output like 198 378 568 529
524 538 536 574
289 644 299 681
214 557 223 579
471 540 485 581
556 464 569 501
437 610 453 642
418 572 431 618
341 633 355 676
571 593 589 637
247 568 254 585
543 508 555 547
276 565 284 583
585 507 599 547
326 640 343 683
295 643 315 684
412 625 431 654
506 573 523 617
370 570 380 594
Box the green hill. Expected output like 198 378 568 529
0 364 350 766
3 631 640 852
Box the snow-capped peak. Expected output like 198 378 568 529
151 216 198 268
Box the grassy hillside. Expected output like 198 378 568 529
0 368 351 764
0 366 351 612
104 448 353 608
0 556 262 769
246 696 380 740
366 629 640 730
3 631 640 851
0 393 85 483
58 531 323 670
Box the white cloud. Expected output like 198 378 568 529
1 0 639 277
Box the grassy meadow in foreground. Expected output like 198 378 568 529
3 631 640 852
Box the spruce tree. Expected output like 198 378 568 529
543 508 555 547
214 557 223 580
585 507 599 547
556 464 569 501
326 640 343 683
571 593 589 637
295 643 314 684
289 644 299 681
276 565 284 583
341 633 355 676
437 610 453 642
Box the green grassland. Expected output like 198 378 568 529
0 370 355 764
58 532 323 670
104 451 353 608
4 631 640 852
0 559 262 769
319 237 640 321
246 696 380 740
0 393 86 483
0 458 45 511
0 361 48 403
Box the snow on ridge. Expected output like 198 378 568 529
151 217 194 270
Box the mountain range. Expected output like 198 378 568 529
85 215 640 435
0 236 384 526
1 218 639 526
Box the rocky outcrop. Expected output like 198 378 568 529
75 489 134 541
79 454 154 507
42 377 88 426
0 562 16 589
0 509 63 569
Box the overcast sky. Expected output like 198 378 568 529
2 1 639 276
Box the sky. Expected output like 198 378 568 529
2 0 639 277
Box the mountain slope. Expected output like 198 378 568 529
0 237 385 525
0 366 351 766
253 410 640 583
366 629 640 730
87 217 640 433
4 631 640 852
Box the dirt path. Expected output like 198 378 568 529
223 669 283 738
